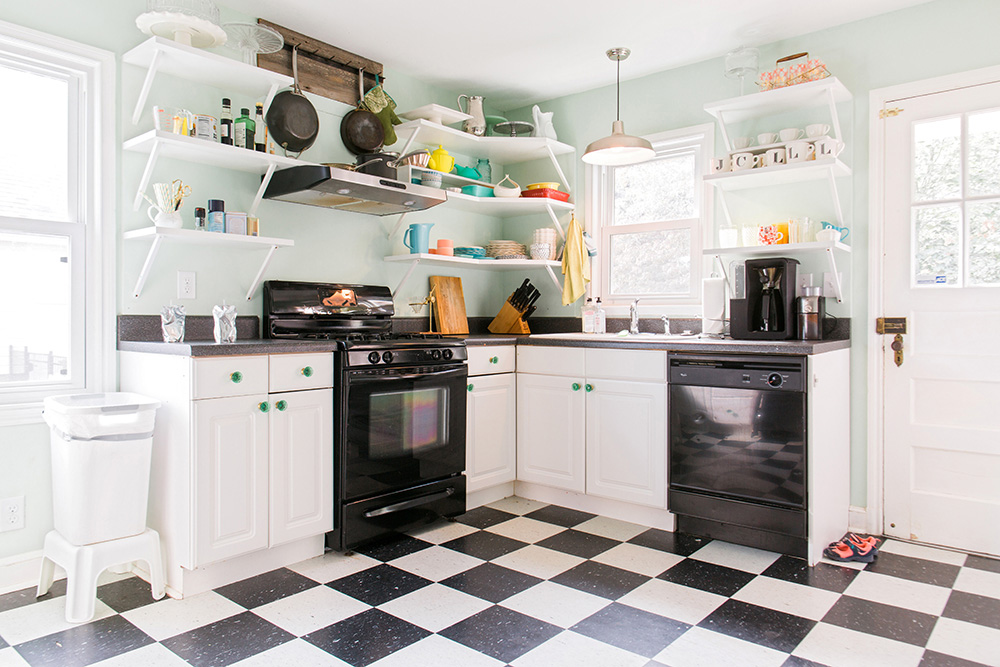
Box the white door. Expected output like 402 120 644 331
586 379 666 508
269 388 333 547
881 78 1000 556
467 373 517 492
193 395 270 566
516 373 586 493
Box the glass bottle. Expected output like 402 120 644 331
253 103 266 152
594 298 607 333
475 158 492 183
220 98 233 145
582 298 596 333
234 107 254 150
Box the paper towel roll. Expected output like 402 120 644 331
702 277 726 335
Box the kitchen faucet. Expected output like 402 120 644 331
630 298 640 334
661 315 670 334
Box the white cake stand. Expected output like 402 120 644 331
136 11 227 48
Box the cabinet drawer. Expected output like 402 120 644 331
585 348 666 382
468 346 515 376
193 356 269 399
516 345 585 376
269 353 334 392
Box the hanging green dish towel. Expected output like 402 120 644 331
362 78 401 145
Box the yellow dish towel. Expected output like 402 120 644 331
561 215 590 306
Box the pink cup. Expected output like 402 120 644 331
436 239 453 249
758 224 784 245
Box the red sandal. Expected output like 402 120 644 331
846 533 880 552
824 539 876 563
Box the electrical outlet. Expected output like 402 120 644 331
822 271 843 297
0 496 24 532
177 271 196 299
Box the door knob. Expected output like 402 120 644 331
891 334 904 367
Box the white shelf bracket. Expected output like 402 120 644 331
543 263 562 291
717 109 733 152
712 254 732 297
131 49 161 126
263 82 280 114
131 234 163 298
544 144 572 193
824 247 844 303
245 245 279 301
133 140 162 212
716 189 735 228
392 258 421 297
386 212 409 239
827 87 843 143
826 167 845 226
250 162 276 217
544 205 567 240
398 127 421 158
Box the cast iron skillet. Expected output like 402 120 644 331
266 45 319 157
340 67 384 155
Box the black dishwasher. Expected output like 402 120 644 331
668 353 808 557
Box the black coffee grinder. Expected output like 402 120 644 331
730 257 799 340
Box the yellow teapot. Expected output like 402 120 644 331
427 145 455 173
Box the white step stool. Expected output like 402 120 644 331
37 528 166 623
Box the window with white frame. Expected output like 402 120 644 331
0 21 114 423
588 124 713 306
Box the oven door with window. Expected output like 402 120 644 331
344 364 467 502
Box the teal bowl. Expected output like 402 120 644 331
461 184 494 197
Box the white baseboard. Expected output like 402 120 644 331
848 505 869 534
467 483 515 510
0 550 59 595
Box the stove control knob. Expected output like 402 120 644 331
442 348 454 360
368 351 381 364
430 349 442 360
767 373 783 388
382 351 394 363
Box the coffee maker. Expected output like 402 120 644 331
730 257 799 340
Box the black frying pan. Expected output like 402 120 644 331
266 45 319 157
340 67 384 155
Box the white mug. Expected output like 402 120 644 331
779 128 804 142
711 155 732 173
786 141 816 163
763 148 786 167
806 123 831 138
147 205 183 228
732 152 759 170
815 137 845 158
816 228 840 243
757 132 778 145
733 136 754 149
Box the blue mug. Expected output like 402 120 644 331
821 221 849 241
403 222 434 254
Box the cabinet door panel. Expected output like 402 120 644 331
194 395 269 566
586 379 666 507
516 373 585 493
467 373 516 492
269 388 334 546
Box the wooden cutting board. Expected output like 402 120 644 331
429 276 469 334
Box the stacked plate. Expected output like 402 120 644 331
454 246 486 259
533 228 558 260
486 240 527 259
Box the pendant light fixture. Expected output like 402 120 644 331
582 47 654 166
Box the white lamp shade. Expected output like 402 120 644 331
582 120 655 165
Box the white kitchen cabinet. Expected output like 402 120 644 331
516 372 587 493
466 373 516 492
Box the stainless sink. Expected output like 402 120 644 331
530 331 701 342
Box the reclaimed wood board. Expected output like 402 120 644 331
429 276 469 335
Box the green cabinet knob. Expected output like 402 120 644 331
467 384 474 392
586 383 594 392
276 400 287 411
301 366 313 377
572 383 581 391
230 371 243 383
258 401 269 413
490 356 499 364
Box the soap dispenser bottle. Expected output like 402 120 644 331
594 298 606 333
582 298 596 333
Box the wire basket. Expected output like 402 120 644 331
757 52 830 91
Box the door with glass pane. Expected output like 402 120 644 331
881 80 1000 556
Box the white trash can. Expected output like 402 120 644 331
42 393 160 546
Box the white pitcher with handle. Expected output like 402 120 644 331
457 94 486 136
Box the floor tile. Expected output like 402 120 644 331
213 568 318 609
368 634 504 667
570 602 691 658
0 582 67 615
952 565 1000 601
326 564 431 607
511 629 648 667
491 545 586 579
0 647 28 666
941 589 1000 630
250 585 370 636
500 581 611 628
438 605 561 664
524 505 596 528
160 611 293 666
440 562 543 603
731 574 841 621
573 516 649 542
964 554 1000 574
628 528 708 556
689 540 782 574
698 598 815 653
120 590 244 642
762 555 859 593
918 649 993 667
652 626 788 667
843 570 952 616
405 519 479 544
779 657 828 667
303 608 430 667
657 557 756 597
592 542 684 577
864 552 961 588
89 641 189 665
821 595 937 647
454 506 519 530
354 535 432 562
0 595 116 645
287 551 380 584
376 583 491 632
12 615 153 667
440 530 528 561
618 578 727 625
535 528 619 559
792 622 924 667
387 545 483 581
550 561 650 600
95 577 162 614
485 516 567 543
486 496 549 516
0 635 7 651
879 539 968 566
230 637 352 666
924 616 1000 666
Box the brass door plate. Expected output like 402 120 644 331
876 317 907 335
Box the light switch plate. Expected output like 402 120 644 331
177 271 196 299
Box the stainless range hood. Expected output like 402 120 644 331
263 165 447 216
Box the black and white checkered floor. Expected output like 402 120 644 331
1 497 998 667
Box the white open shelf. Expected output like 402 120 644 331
444 192 574 217
384 253 562 295
704 240 850 303
704 157 851 191
124 130 307 173
704 77 852 125
393 119 575 162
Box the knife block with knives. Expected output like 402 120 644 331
488 278 540 334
